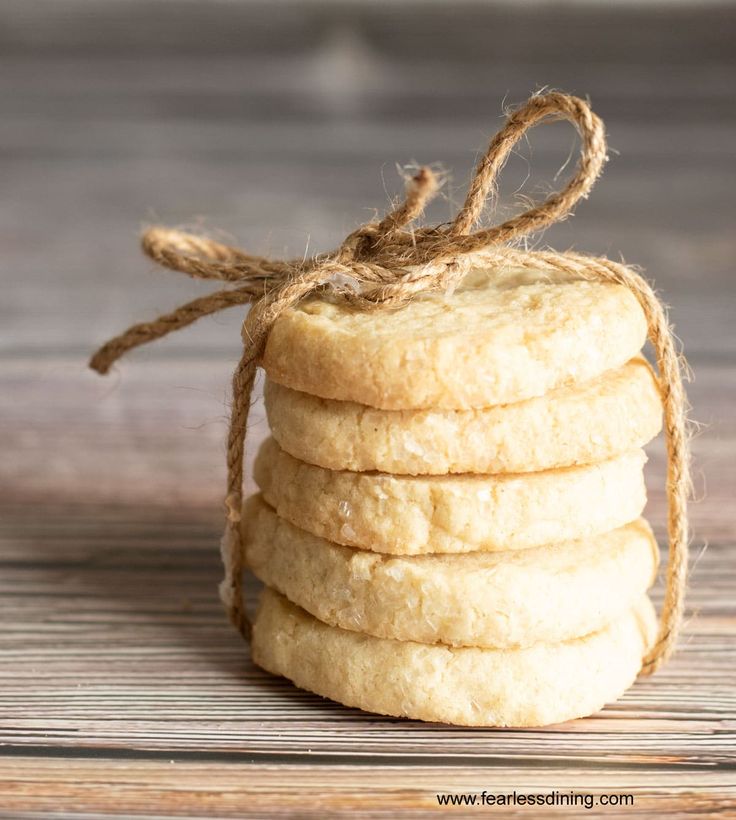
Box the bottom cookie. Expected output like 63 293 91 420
251 588 656 727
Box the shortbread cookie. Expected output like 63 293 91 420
244 496 658 648
262 268 647 410
265 357 662 475
255 438 647 554
252 589 656 726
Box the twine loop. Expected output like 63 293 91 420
90 92 689 675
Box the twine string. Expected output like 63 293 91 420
89 91 688 673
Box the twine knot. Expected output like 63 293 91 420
90 91 689 676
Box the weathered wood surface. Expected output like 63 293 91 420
1 1 735 816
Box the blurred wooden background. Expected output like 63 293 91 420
1 1 735 816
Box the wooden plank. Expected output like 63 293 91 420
2 1 734 65
1 760 735 819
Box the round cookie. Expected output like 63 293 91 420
264 356 662 475
262 268 648 410
254 438 648 554
251 588 656 727
244 495 658 648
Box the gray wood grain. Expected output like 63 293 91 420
1 1 734 816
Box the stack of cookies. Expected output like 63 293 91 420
244 268 663 727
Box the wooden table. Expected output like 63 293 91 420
1 2 734 816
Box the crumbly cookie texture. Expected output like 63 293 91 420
261 268 648 410
265 357 662 475
244 495 658 649
251 588 656 727
255 438 648 554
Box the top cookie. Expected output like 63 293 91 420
262 268 648 410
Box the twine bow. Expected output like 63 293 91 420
90 92 689 675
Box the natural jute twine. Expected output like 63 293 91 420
90 92 689 675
